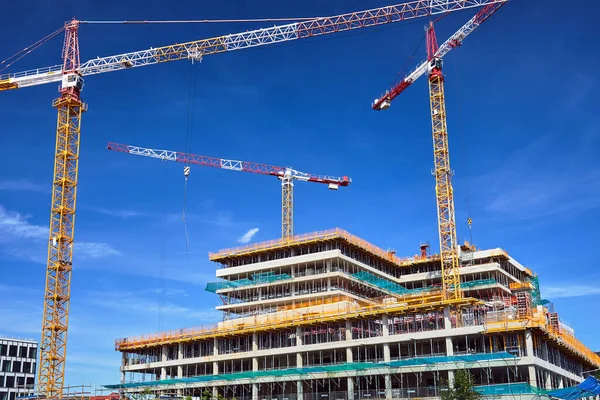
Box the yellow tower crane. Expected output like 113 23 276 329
372 2 506 301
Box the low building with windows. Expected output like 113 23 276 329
0 336 37 400
106 229 600 400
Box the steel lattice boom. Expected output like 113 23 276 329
372 2 506 111
107 142 351 239
0 0 506 91
371 3 505 301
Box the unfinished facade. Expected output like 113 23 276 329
108 229 600 399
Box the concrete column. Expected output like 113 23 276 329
545 371 552 390
297 381 304 400
385 374 392 400
525 330 534 357
213 387 218 398
345 320 352 340
213 338 219 375
252 332 259 371
252 383 259 400
160 345 167 380
528 366 537 387
120 353 127 384
346 320 353 364
328 277 332 291
558 377 564 389
382 315 389 336
348 378 355 400
443 306 453 329
296 326 303 367
443 313 454 388
177 344 183 379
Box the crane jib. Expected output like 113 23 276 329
0 0 507 91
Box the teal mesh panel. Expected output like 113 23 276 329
475 383 539 395
529 275 542 306
103 352 517 390
205 281 231 293
350 271 409 294
252 271 292 283
460 278 496 289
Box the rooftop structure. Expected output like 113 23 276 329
107 229 600 400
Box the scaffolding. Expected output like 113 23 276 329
106 352 518 390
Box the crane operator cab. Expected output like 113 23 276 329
428 58 443 73
61 73 84 92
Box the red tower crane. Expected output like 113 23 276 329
371 3 506 301
107 142 351 240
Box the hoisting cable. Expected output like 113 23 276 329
0 26 65 73
79 17 321 24
182 58 199 258
450 43 474 247
158 162 168 331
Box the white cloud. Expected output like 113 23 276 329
88 206 145 218
0 179 49 193
74 242 121 259
238 227 259 244
476 135 600 220
0 205 47 239
0 205 120 262
542 285 600 299
84 289 220 322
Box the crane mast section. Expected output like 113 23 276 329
372 1 506 110
0 0 507 91
106 142 350 186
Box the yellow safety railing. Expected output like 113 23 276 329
484 315 600 367
115 293 479 351
509 281 534 291
210 228 428 267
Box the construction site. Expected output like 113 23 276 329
1 1 599 400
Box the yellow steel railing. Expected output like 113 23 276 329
116 293 478 351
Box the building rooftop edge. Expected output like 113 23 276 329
208 228 519 272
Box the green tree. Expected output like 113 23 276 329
441 369 482 400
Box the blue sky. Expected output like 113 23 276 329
1 0 599 389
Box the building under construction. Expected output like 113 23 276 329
107 229 600 400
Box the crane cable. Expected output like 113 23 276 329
158 162 168 331
451 48 474 247
182 59 199 258
0 26 65 73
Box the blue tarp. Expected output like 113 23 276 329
547 376 600 399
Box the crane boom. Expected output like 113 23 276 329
372 1 506 110
107 142 351 239
0 0 506 91
107 142 350 186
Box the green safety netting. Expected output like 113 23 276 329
104 352 515 390
351 272 496 296
475 382 543 396
350 271 410 294
529 275 542 307
459 278 496 289
205 272 292 293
